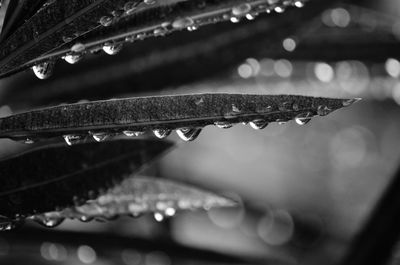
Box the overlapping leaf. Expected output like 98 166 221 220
29 176 236 228
0 139 173 220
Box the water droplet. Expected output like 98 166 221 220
294 1 305 8
246 13 256 20
111 10 124 18
64 53 83 64
123 130 144 137
176 128 202 142
187 25 198 31
153 28 167 36
32 61 55 80
63 135 82 146
342 98 361 107
230 17 241 23
92 132 109 142
62 35 73 43
295 112 313 125
71 43 85 53
102 42 123 55
232 3 251 17
249 119 268 130
144 0 156 5
153 129 171 139
33 213 65 228
231 104 241 113
124 2 137 14
195 97 204 105
24 138 35 144
79 215 93 223
277 120 287 125
274 6 285 13
317 105 331 116
165 207 176 217
100 16 113 27
214 121 233 129
172 17 194 29
154 212 164 222
0 220 20 231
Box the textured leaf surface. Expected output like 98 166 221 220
0 93 358 143
0 0 318 78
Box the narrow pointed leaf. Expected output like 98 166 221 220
0 93 359 143
0 0 326 78
30 176 236 226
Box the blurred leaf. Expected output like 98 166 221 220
0 93 359 143
30 176 236 227
0 139 173 220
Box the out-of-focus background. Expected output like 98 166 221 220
0 0 400 265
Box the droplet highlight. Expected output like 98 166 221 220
176 128 202 142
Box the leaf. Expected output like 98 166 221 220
28 176 236 227
0 139 173 220
0 0 337 108
0 0 143 77
0 93 359 143
0 0 329 79
0 0 48 41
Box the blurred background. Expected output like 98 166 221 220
0 0 400 265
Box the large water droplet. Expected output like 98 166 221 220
32 61 55 80
176 128 202 142
63 135 82 146
232 3 251 17
64 53 83 64
153 129 171 139
32 213 65 228
214 121 233 129
172 17 194 29
295 112 313 125
249 119 268 130
92 132 109 142
102 43 123 55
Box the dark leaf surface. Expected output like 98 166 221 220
0 93 358 143
0 139 173 218
0 0 334 79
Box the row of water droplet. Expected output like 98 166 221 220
25 109 338 146
16 95 360 145
31 0 307 79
